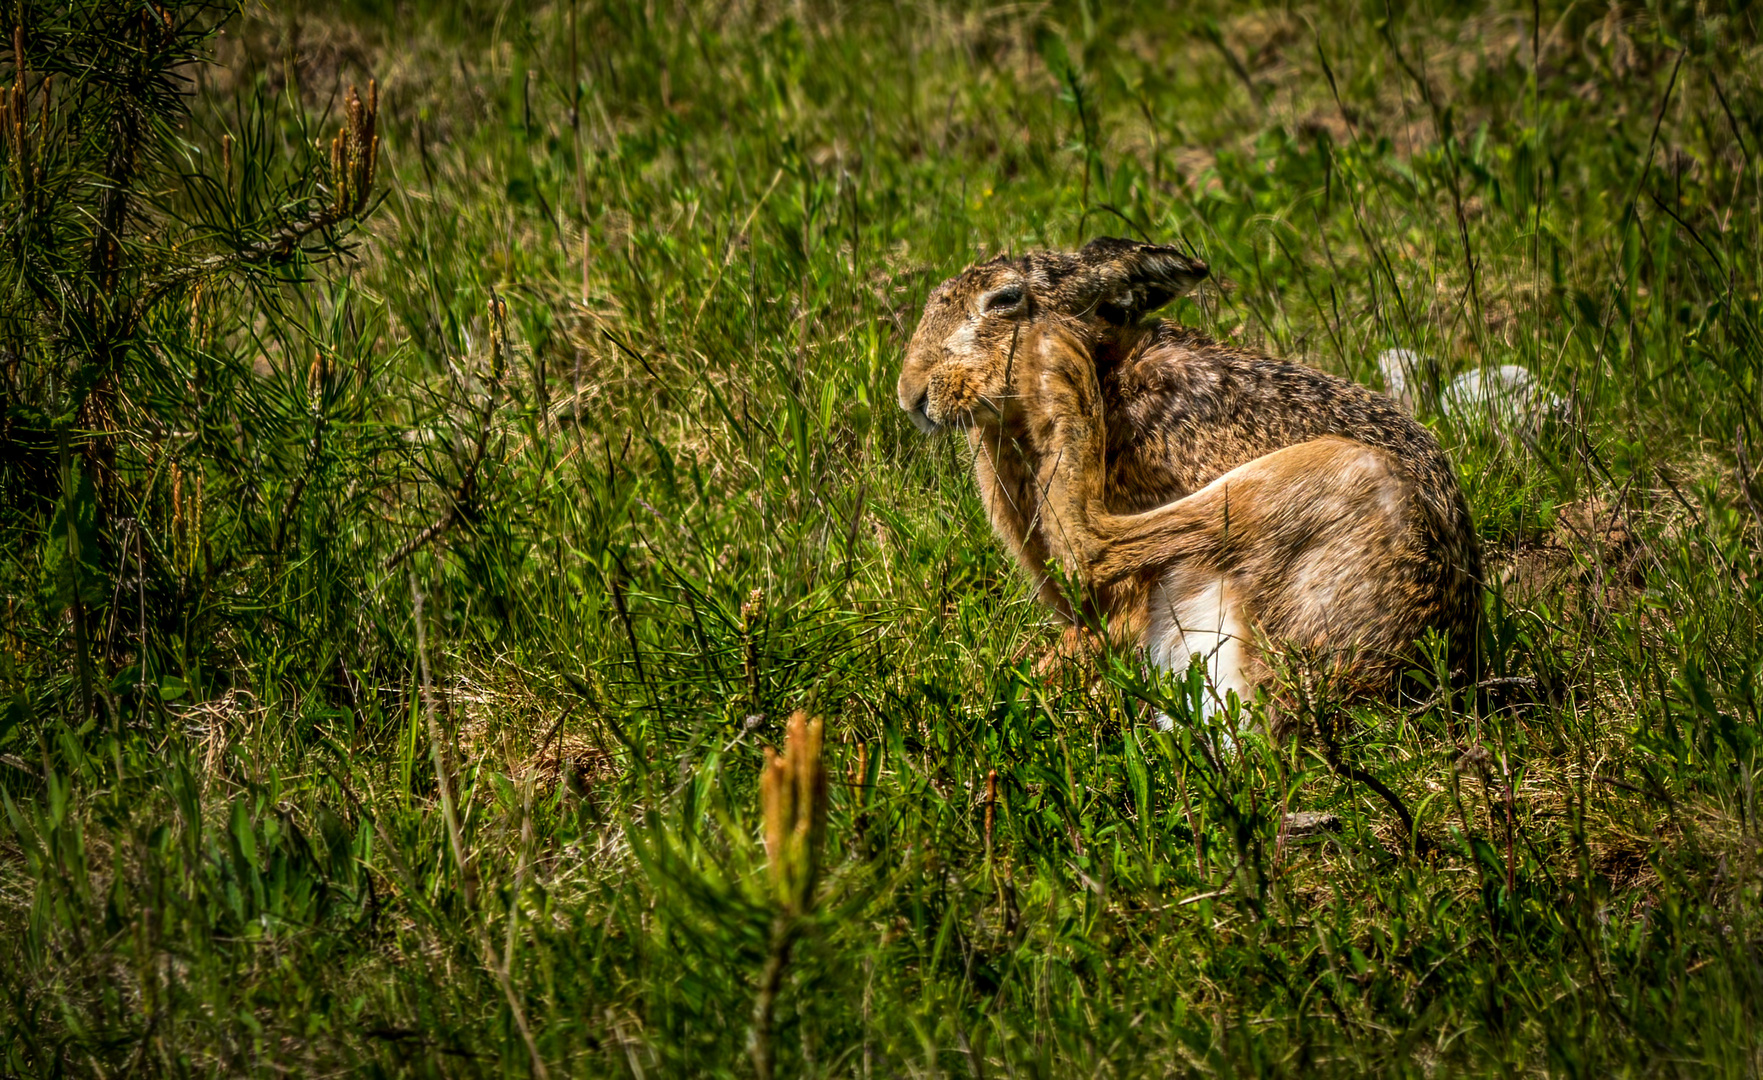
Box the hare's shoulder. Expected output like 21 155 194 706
1103 326 1243 431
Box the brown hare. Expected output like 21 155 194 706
897 238 1481 728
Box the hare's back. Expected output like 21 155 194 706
1101 324 1455 515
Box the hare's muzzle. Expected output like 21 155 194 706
900 387 939 434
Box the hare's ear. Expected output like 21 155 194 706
1074 237 1209 323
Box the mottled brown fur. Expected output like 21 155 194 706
898 238 1481 712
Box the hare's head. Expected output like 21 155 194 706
898 238 1207 432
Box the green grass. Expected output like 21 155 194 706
4 0 1763 1074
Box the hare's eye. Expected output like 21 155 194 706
982 284 1025 313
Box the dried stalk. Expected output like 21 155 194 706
411 577 549 1079
386 292 510 569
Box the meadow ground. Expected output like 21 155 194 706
3 0 1763 1075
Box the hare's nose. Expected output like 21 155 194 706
896 372 926 413
900 388 938 433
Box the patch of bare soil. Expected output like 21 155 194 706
1493 497 1645 605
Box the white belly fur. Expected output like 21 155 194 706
1145 575 1249 731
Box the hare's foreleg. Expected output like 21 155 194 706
1025 325 1134 578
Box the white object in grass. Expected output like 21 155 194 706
1378 349 1568 437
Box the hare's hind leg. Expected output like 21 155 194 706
1143 574 1253 730
1108 437 1412 734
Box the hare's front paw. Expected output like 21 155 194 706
1031 625 1101 679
